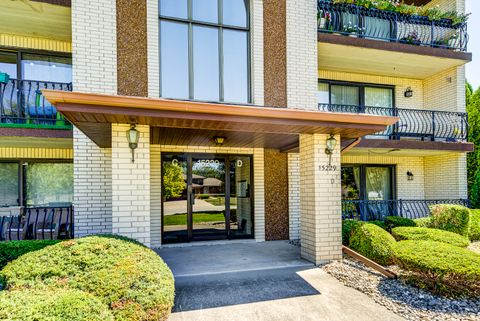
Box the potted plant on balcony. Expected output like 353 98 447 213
0 72 10 84
399 31 421 46
343 21 359 37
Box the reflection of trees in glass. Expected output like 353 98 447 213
341 167 360 200
163 162 186 200
26 163 73 206
192 161 225 180
0 163 19 206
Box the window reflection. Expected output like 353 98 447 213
21 54 72 83
26 163 73 207
223 30 248 103
193 26 219 101
160 0 188 19
192 0 218 23
0 51 17 77
223 0 247 27
160 21 189 99
159 0 250 103
0 163 19 206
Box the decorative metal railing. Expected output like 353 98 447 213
318 0 468 51
319 103 468 142
0 206 73 241
0 79 72 129
342 199 470 221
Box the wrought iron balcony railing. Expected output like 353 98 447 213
319 103 468 142
318 0 468 51
342 199 470 221
0 79 72 129
0 206 73 241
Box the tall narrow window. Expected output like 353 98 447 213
159 0 250 103
0 163 19 206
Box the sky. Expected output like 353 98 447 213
466 0 480 89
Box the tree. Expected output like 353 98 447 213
466 82 480 208
162 163 186 200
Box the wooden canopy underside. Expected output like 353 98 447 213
42 90 398 150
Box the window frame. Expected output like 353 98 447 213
158 0 252 103
341 164 397 202
0 159 73 208
0 48 72 82
318 79 396 109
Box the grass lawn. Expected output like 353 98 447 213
164 212 225 225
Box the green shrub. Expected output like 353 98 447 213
470 210 480 241
0 240 60 269
384 216 416 232
414 217 433 228
349 223 397 266
430 204 471 237
392 227 470 248
342 220 364 245
394 240 480 297
1 235 175 321
0 289 113 321
369 220 387 230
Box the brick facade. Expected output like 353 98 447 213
299 134 342 263
71 0 117 236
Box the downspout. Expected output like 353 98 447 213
341 137 362 154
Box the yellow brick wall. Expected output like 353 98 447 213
318 70 424 110
424 0 464 13
0 147 72 159
423 66 465 113
342 154 425 200
424 153 467 199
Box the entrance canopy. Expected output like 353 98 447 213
42 91 398 150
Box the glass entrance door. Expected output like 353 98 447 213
191 157 227 240
161 153 253 243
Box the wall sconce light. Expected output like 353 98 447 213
213 136 225 145
404 87 413 98
325 134 337 165
407 171 414 181
126 124 140 163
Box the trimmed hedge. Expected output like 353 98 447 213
0 289 113 321
349 223 396 266
342 220 364 246
0 240 60 269
369 220 387 230
394 240 480 297
430 205 471 237
384 216 416 232
1 236 175 321
414 217 432 228
392 227 470 248
470 210 480 241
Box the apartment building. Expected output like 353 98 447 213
0 0 472 265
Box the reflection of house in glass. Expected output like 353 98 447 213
183 174 224 196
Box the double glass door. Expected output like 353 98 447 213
161 153 253 243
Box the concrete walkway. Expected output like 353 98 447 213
156 241 405 321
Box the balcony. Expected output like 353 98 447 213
317 0 468 51
317 1 471 79
342 199 470 221
0 79 72 130
319 104 468 142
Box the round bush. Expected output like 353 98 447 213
349 223 396 266
394 240 480 297
470 210 480 241
429 204 471 237
0 240 60 269
413 217 432 228
0 289 113 321
384 216 416 232
342 220 364 246
1 236 175 321
392 227 470 248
